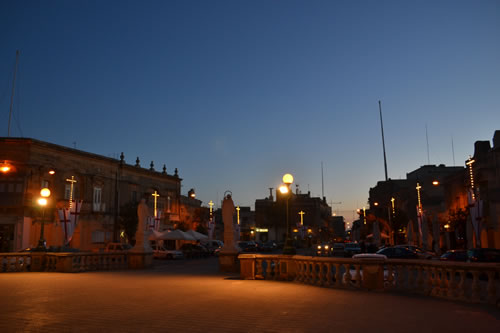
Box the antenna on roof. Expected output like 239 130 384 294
425 123 430 165
451 136 456 166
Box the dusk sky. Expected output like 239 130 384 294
1 0 499 222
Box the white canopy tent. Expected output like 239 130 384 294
185 229 208 241
148 229 196 241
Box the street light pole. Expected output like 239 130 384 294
280 173 296 255
36 188 51 251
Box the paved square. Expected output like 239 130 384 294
1 258 499 332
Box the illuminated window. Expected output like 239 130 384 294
167 196 171 213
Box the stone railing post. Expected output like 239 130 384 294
30 253 45 272
56 254 76 273
358 256 386 291
238 254 256 280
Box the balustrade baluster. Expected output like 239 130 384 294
457 270 466 301
416 265 424 294
408 265 415 290
335 264 342 288
446 269 455 299
396 265 405 290
266 260 272 280
439 268 448 298
317 263 324 286
432 267 441 295
256 259 263 279
471 271 481 303
486 271 496 305
386 264 394 290
354 264 361 289
324 263 332 287
344 263 352 287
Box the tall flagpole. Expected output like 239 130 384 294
8 50 20 137
378 100 388 181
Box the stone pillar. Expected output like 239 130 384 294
129 199 153 269
239 254 256 279
219 194 239 272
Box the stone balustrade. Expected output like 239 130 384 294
239 254 500 306
1 252 130 273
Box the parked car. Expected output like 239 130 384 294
316 243 332 257
376 246 419 259
200 240 224 255
237 241 259 253
104 243 132 252
395 245 434 259
150 244 184 260
260 241 278 252
180 244 209 258
344 243 362 257
331 243 345 257
440 249 467 262
467 248 500 263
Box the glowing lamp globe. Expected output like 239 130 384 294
279 185 289 194
40 188 51 198
282 173 293 184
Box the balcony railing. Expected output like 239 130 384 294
239 254 500 306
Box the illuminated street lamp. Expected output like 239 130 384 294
36 187 51 251
281 173 296 255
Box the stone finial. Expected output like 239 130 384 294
162 164 167 174
150 161 155 171
174 168 179 177
135 157 140 167
120 152 125 164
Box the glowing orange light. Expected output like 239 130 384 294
48 170 55 175
1 165 11 173
40 188 51 198
374 202 379 206
279 185 288 194
432 180 439 186
282 173 293 184
37 198 48 206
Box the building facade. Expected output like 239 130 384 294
0 138 181 252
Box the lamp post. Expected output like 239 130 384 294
36 187 51 251
280 173 296 255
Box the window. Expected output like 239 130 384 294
132 191 137 202
93 187 102 211
64 184 71 200
42 180 49 188
167 196 171 213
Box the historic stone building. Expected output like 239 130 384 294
255 189 332 243
0 137 181 252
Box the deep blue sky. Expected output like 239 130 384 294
1 0 499 222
